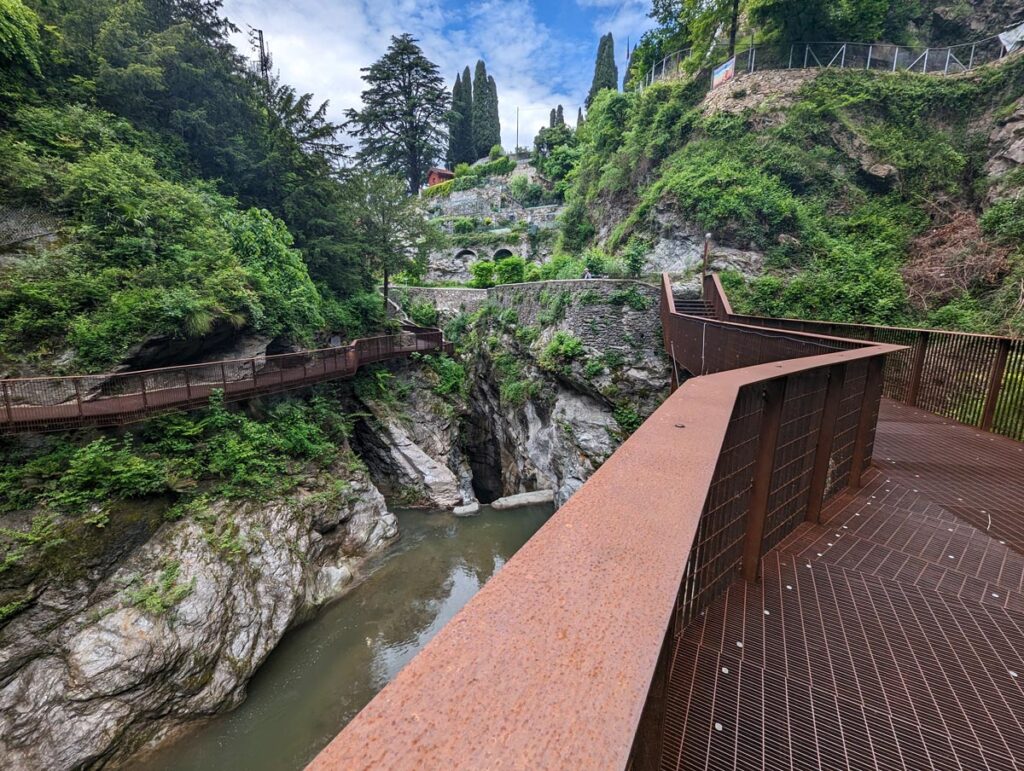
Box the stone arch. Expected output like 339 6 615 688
493 248 515 260
455 248 477 262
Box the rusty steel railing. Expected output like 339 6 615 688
703 275 1024 442
0 329 453 434
308 275 901 771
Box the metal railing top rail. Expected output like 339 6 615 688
637 31 1013 90
726 310 1021 343
703 273 1024 441
0 329 445 386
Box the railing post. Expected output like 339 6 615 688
906 331 929 407
140 375 148 408
893 46 899 72
968 44 976 70
804 44 809 68
944 48 952 75
221 363 228 393
250 359 258 387
742 377 787 583
788 45 794 69
850 356 885 489
806 364 847 524
980 338 1011 431
185 368 193 401
922 48 929 73
73 378 84 417
866 45 872 69
2 381 12 424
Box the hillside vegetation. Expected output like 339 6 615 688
561 58 1024 335
0 0 384 375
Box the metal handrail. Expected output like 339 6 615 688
0 328 452 433
703 274 1024 440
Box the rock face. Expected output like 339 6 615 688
353 365 476 511
0 465 396 769
463 280 671 507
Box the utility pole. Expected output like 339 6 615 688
248 27 272 84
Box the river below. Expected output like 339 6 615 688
136 503 554 771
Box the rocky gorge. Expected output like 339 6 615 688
0 278 670 769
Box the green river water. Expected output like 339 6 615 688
136 503 554 771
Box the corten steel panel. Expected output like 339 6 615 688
0 331 448 433
308 345 899 771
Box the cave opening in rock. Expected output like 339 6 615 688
463 409 503 504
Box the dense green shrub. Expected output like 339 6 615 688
495 255 526 284
408 299 439 327
539 331 584 372
469 260 496 288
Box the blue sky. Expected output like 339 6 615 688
221 0 654 150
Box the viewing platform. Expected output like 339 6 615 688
309 274 1024 771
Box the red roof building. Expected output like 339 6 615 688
426 168 455 187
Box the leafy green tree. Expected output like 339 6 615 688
586 33 618 108
447 70 477 167
346 34 450 194
0 0 42 79
748 0 892 43
348 172 440 311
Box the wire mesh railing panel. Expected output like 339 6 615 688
676 385 762 628
827 359 870 498
761 369 829 553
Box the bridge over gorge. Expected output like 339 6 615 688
310 274 1024 771
0 328 453 434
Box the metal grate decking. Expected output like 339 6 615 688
658 399 1024 771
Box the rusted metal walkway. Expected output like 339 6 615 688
658 399 1024 770
0 328 452 433
307 275 1022 771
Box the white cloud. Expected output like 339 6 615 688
222 0 596 154
576 0 652 77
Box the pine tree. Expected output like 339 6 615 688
586 33 619 108
346 34 450 194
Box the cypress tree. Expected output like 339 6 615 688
586 33 619 108
447 72 463 167
456 65 474 165
471 60 490 159
577 107 584 127
549 108 556 128
555 105 564 126
487 75 501 152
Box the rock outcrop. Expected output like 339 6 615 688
0 464 396 769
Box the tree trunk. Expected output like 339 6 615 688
382 268 390 317
728 0 741 58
